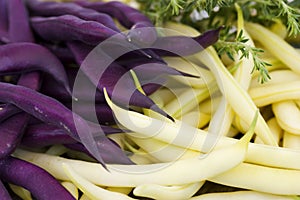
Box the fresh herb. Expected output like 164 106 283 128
137 0 300 83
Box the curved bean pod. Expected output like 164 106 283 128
0 43 71 95
0 82 132 166
152 27 222 57
21 123 122 148
8 0 34 43
0 113 29 159
0 104 22 123
68 42 172 120
30 15 119 45
0 0 8 43
0 180 11 200
26 0 120 32
76 0 156 45
0 156 75 200
21 123 77 148
65 102 115 124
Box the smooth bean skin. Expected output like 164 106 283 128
8 0 34 43
31 15 121 45
21 123 77 148
0 113 29 159
0 82 132 165
77 0 156 45
21 123 122 148
26 0 120 32
0 43 71 95
0 0 8 43
151 27 222 56
0 180 11 200
68 42 172 120
0 104 22 123
0 156 75 200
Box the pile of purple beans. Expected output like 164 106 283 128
0 0 221 199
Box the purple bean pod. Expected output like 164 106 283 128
152 26 223 56
0 156 75 200
0 43 71 95
21 123 77 148
25 0 120 32
0 104 22 123
0 113 29 159
65 102 115 124
0 180 11 200
76 0 157 45
21 123 123 148
0 82 132 166
68 42 173 120
0 0 9 43
41 67 105 103
30 15 120 45
8 0 34 43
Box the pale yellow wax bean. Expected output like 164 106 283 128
272 100 300 135
133 182 205 200
283 131 300 150
250 69 300 89
163 57 215 89
80 194 92 200
103 89 300 170
106 187 132 195
163 85 215 119
199 96 221 115
108 133 126 150
209 162 300 195
245 22 300 74
129 136 199 162
15 124 253 188
61 181 79 199
296 100 300 108
165 22 277 146
9 184 32 200
45 145 68 156
128 152 155 165
249 81 300 106
190 191 295 200
255 118 283 145
204 96 234 154
226 126 240 138
149 87 175 107
62 163 136 200
180 111 210 128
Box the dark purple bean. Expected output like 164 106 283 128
0 104 22 123
30 15 120 45
66 102 115 124
26 0 120 32
64 137 127 164
142 83 163 95
42 42 75 63
76 0 156 45
0 113 29 159
17 72 41 90
0 0 9 43
0 180 12 200
0 82 132 166
0 156 75 200
0 43 71 95
152 27 223 56
66 41 93 65
68 42 173 121
22 123 77 148
41 68 105 103
21 123 123 148
0 0 8 31
8 0 34 43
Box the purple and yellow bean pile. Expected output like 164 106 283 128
0 0 221 199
